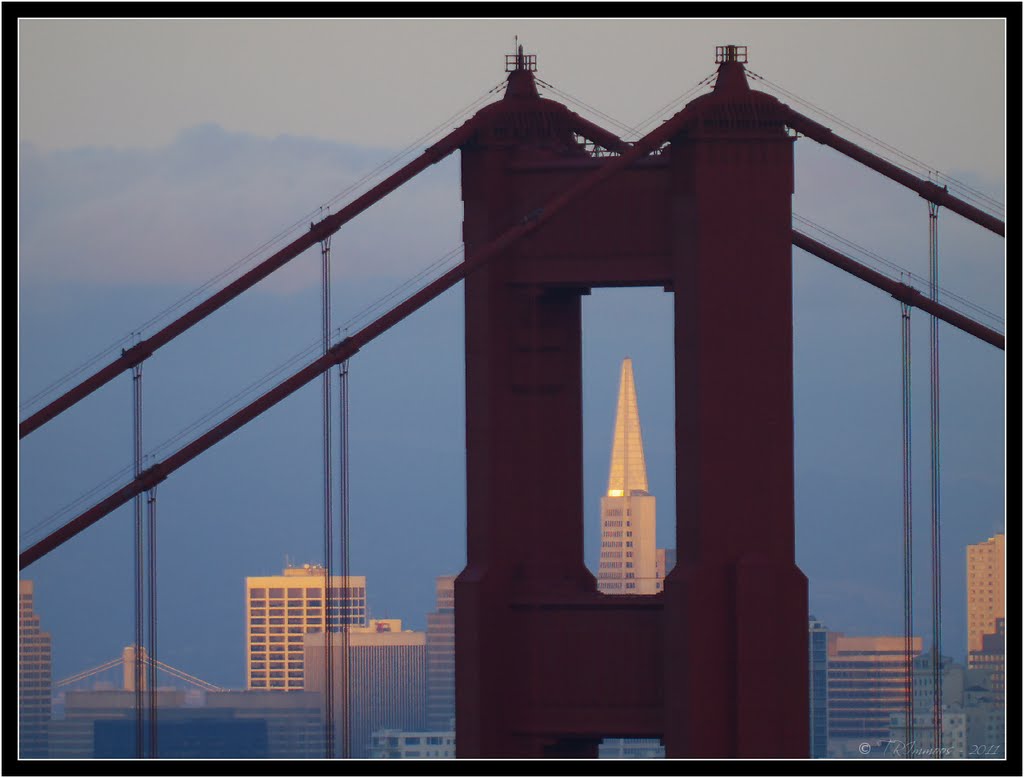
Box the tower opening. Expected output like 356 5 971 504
581 287 676 590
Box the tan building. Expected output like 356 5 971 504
304 620 427 758
246 565 367 691
19 580 52 758
598 358 665 595
826 634 922 748
967 533 1004 653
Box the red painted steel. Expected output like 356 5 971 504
456 56 808 758
18 119 481 439
786 108 1005 237
793 231 1004 349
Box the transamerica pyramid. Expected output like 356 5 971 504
606 357 649 497
598 358 669 596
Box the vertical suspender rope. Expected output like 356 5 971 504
900 301 914 754
131 357 145 758
320 235 335 759
928 199 943 754
146 485 158 758
339 356 351 759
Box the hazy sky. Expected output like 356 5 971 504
20 18 1004 176
19 17 1005 689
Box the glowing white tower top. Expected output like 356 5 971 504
607 357 649 497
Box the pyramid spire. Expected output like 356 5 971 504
606 357 649 496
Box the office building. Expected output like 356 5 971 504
966 533 1004 653
968 618 1004 705
826 633 921 753
370 727 456 758
246 565 367 691
425 575 455 730
889 658 1004 760
50 688 323 758
304 620 427 758
598 358 661 595
808 616 829 758
19 580 52 759
888 707 969 759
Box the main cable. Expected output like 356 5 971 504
747 69 1004 215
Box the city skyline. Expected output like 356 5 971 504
18 18 1004 754
24 513 1007 757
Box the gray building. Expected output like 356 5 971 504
49 688 323 758
304 620 427 758
808 616 829 758
426 575 455 731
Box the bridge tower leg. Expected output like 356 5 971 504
663 54 808 758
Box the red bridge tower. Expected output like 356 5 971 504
455 45 808 758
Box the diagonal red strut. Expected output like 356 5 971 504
792 230 1004 350
21 98 1004 568
19 101 701 570
19 118 482 440
785 108 1005 237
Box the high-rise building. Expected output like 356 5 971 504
597 359 668 759
245 565 367 691
19 580 52 759
425 575 455 730
967 534 1004 653
808 616 830 758
304 620 427 758
826 633 922 752
968 618 1004 706
598 358 662 595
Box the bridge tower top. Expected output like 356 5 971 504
504 41 539 99
713 43 751 95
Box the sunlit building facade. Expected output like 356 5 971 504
19 580 52 759
967 533 1004 653
245 565 367 691
826 634 921 750
598 358 663 595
